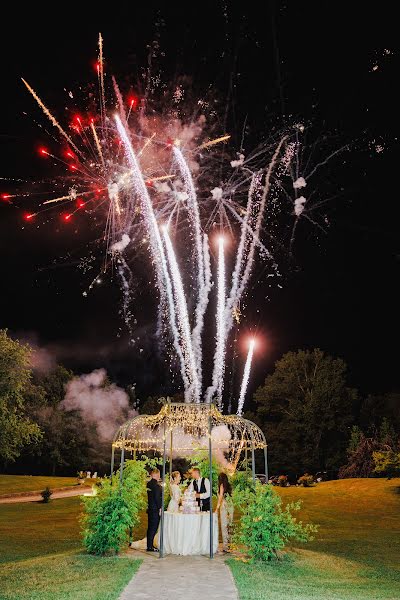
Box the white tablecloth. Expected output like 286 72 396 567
163 512 218 555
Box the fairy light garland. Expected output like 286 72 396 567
112 399 266 469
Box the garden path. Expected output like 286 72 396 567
119 550 238 600
0 487 92 504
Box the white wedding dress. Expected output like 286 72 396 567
167 483 182 512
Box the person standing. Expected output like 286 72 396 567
188 467 211 512
167 471 182 512
215 472 234 552
146 468 162 552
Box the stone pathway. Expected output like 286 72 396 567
119 549 238 600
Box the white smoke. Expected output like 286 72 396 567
211 187 223 201
61 368 136 441
110 234 130 253
230 154 245 168
14 331 57 374
29 345 57 374
293 176 307 189
294 196 307 217
164 424 232 469
174 191 189 202
153 181 171 194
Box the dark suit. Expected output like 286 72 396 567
146 477 162 550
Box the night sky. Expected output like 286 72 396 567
0 3 398 402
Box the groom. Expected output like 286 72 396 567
189 467 211 512
146 468 162 552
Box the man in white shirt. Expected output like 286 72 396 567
188 467 211 511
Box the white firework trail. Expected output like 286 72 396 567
204 138 286 406
237 339 255 416
191 232 212 388
206 236 226 406
225 173 261 329
162 227 201 402
115 115 192 399
112 76 128 124
173 145 210 388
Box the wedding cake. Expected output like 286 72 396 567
180 489 200 514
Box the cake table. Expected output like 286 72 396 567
163 512 219 555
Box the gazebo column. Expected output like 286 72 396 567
119 443 125 484
249 429 256 484
110 445 115 478
209 409 214 559
264 445 269 481
159 420 167 559
169 430 173 479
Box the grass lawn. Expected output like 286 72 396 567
228 478 400 600
0 496 141 600
0 475 79 495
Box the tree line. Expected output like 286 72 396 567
0 330 399 478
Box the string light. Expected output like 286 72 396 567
112 400 266 471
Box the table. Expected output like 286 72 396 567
163 512 219 555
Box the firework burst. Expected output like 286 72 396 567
3 34 345 413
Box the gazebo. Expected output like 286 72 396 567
111 399 268 558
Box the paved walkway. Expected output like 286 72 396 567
0 487 92 504
119 549 238 600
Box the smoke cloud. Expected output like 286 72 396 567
111 233 130 253
61 368 136 441
12 331 57 374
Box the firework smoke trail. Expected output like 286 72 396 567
205 139 286 406
98 33 106 125
162 227 201 402
115 115 193 398
90 122 105 167
237 339 255 416
198 134 231 150
236 136 288 302
173 146 210 388
225 173 260 323
115 115 165 288
112 76 128 124
43 194 74 205
21 79 81 155
206 236 226 406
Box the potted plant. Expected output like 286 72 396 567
277 474 289 487
41 487 52 503
77 471 86 485
297 473 315 487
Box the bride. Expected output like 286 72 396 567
167 471 182 512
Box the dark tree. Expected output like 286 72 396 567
359 392 400 435
254 348 357 475
0 330 41 464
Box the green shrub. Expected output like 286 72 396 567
232 481 317 562
297 473 315 487
40 487 52 503
231 470 254 494
373 449 400 479
81 458 149 555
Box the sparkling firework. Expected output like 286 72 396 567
237 339 256 416
6 35 345 412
